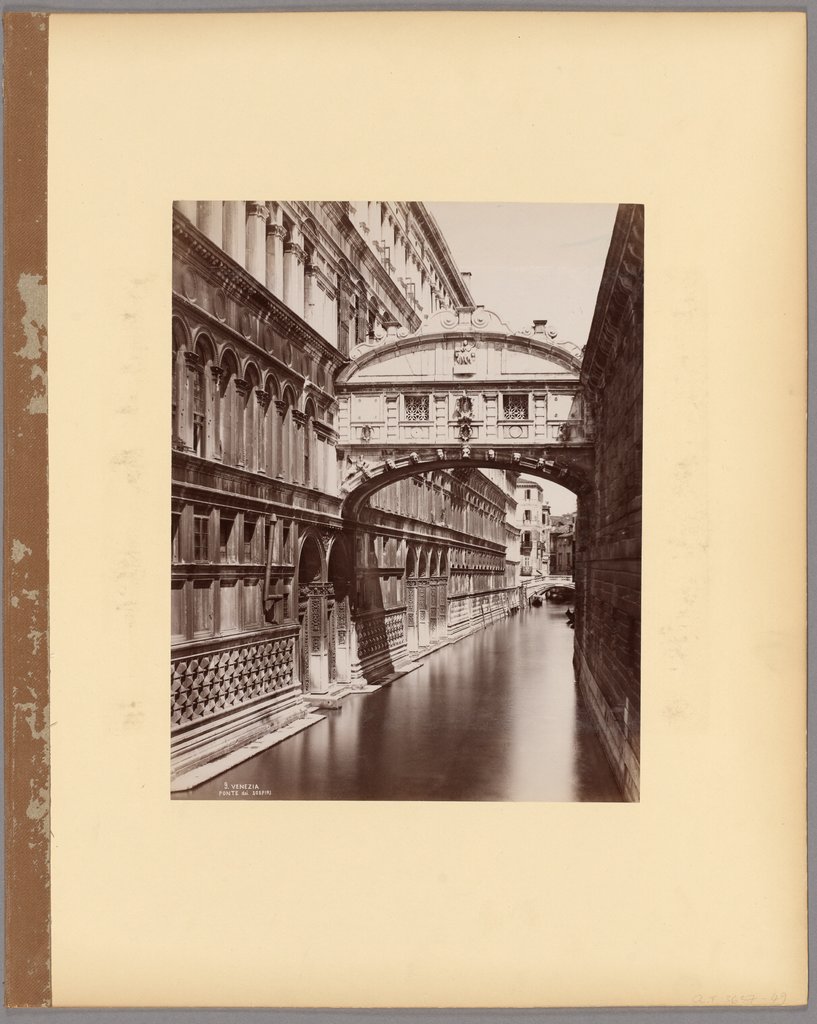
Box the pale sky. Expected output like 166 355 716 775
426 203 617 347
518 475 577 516
425 202 613 516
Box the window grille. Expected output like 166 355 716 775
503 393 529 420
404 394 430 422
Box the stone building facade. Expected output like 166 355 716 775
573 204 643 802
171 200 525 789
549 512 576 575
514 480 550 576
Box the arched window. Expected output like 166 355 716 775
243 364 260 473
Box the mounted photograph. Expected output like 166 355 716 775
170 201 643 802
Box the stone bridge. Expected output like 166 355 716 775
335 305 595 514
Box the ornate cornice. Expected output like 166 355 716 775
173 210 350 372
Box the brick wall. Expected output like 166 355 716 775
575 205 643 801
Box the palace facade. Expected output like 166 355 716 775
171 201 522 789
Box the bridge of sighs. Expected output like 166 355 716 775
335 305 595 513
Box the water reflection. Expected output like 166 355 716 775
177 603 623 801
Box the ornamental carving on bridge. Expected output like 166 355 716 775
453 337 476 367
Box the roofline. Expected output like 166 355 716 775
410 203 475 307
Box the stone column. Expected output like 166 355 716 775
417 581 430 647
256 389 269 474
368 201 380 241
222 201 246 266
245 202 267 285
304 261 320 329
234 378 250 466
265 227 285 300
209 365 224 462
174 200 197 222
406 580 418 654
324 288 338 347
326 440 339 496
197 201 223 247
283 235 306 316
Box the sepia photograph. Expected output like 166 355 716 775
170 200 643 802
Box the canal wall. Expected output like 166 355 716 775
574 204 643 802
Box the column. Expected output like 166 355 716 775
418 580 430 648
245 202 267 285
222 201 246 266
174 200 197 222
234 379 249 466
283 232 306 316
197 201 223 247
368 201 380 241
395 230 406 279
304 261 320 329
209 365 224 462
266 207 286 298
326 440 339 496
324 288 338 347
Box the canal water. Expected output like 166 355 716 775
178 600 622 801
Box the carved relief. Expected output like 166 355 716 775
453 337 476 370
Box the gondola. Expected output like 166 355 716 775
531 594 543 607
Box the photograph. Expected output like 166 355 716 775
170 200 643 801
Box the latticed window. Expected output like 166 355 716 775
404 394 430 421
503 393 529 420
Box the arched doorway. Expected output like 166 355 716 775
296 533 328 694
328 537 353 687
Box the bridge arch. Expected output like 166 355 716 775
339 449 591 521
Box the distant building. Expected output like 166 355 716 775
514 481 550 576
549 512 576 575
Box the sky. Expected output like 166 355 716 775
425 203 616 515
517 475 577 516
425 203 617 347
